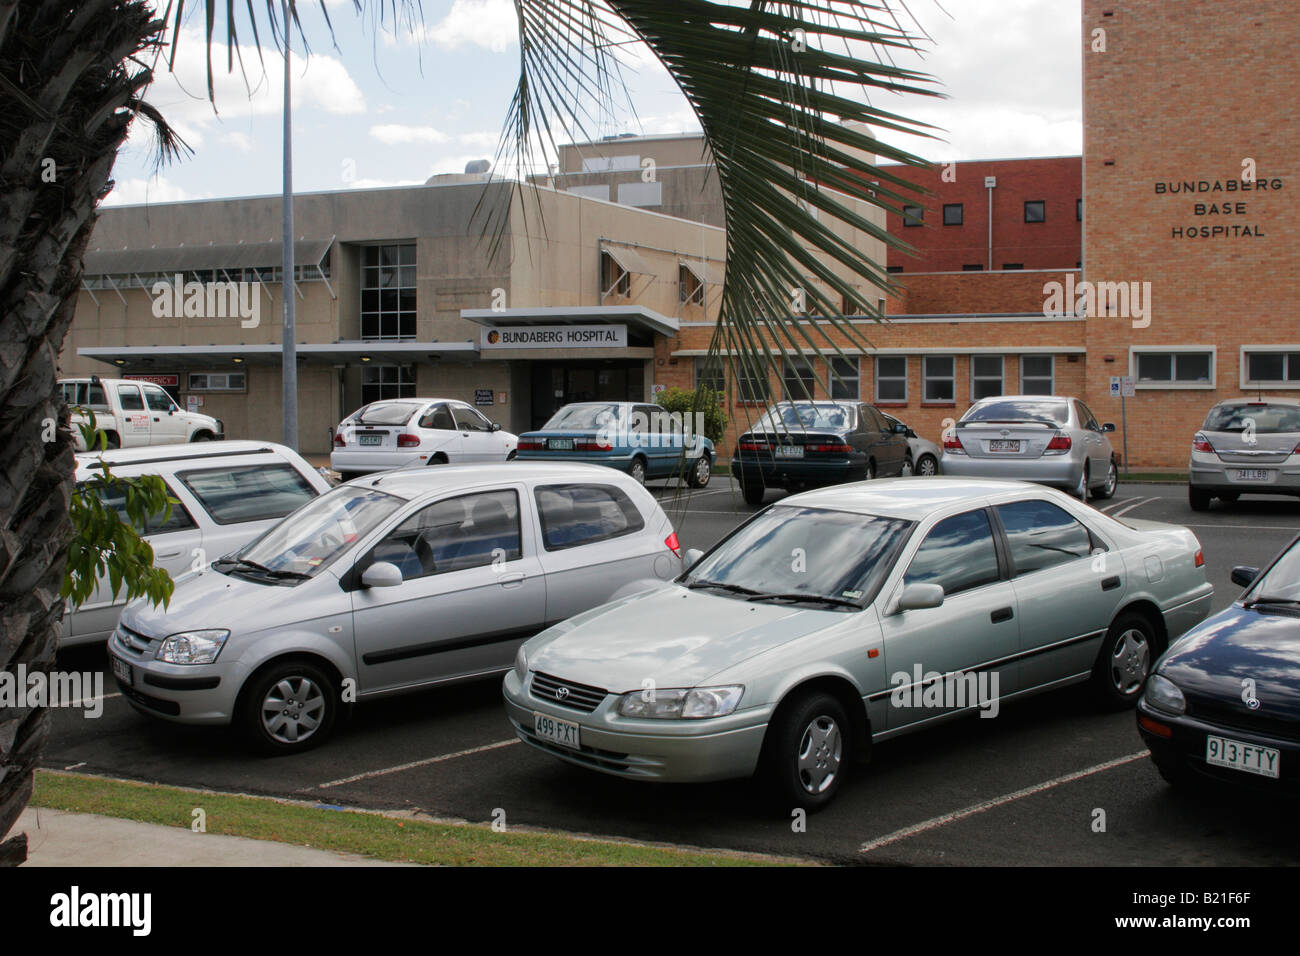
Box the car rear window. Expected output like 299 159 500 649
1203 403 1300 434
535 484 646 551
356 402 422 426
962 400 1068 426
543 404 621 430
177 463 318 525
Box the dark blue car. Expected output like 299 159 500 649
1137 533 1300 792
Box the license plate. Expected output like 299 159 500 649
989 440 1020 452
775 445 804 458
1232 469 1270 482
548 438 574 450
110 657 132 686
358 434 383 446
1206 734 1279 778
534 712 581 750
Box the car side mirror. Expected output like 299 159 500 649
361 561 404 588
682 548 704 570
897 582 944 612
1101 422 1116 433
491 422 502 431
1230 565 1259 588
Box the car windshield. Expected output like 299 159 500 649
1204 403 1300 434
223 485 406 580
1245 539 1300 605
755 402 855 431
543 403 621 430
963 400 1068 426
355 402 422 426
682 505 912 608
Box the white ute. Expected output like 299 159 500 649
61 376 224 450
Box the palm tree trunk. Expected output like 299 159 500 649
0 0 168 866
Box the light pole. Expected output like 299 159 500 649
280 0 298 449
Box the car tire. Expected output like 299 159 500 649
1188 486 1211 511
687 452 711 488
738 472 765 507
506 450 517 461
629 456 647 485
427 453 449 467
238 659 338 755
1093 459 1118 500
865 459 877 481
1091 611 1157 708
1074 464 1089 500
915 453 939 477
1218 492 1238 504
760 691 851 812
1153 754 1191 789
191 432 212 442
105 433 120 450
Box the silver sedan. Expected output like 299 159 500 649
940 395 1118 500
505 477 1212 809
1188 397 1300 510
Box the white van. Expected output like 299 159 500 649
63 441 332 648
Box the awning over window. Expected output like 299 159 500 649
599 243 656 277
81 237 335 276
461 305 679 338
679 258 724 286
77 340 477 369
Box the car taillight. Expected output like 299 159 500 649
664 531 681 557
807 443 852 453
333 432 346 447
517 439 544 451
1292 441 1300 456
397 434 420 448
1194 549 1204 568
1192 433 1214 453
575 440 612 452
737 440 766 452
942 434 965 455
1046 434 1072 451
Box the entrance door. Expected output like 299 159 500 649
529 361 644 429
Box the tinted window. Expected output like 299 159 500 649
963 399 1068 427
420 404 455 430
1204 402 1300 434
144 387 175 413
536 484 646 551
996 500 1094 574
178 464 318 525
82 479 197 535
452 405 492 431
117 386 144 411
371 490 522 579
904 510 1001 596
356 401 421 426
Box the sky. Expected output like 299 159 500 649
105 0 1083 206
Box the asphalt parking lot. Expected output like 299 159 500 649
48 479 1300 865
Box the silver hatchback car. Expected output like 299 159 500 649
941 396 1118 500
505 478 1212 809
111 463 685 753
1188 398 1300 510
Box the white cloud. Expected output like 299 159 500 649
103 175 206 206
370 124 449 145
405 0 518 52
220 131 256 152
459 130 502 150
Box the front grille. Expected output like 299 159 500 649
113 624 158 660
530 671 608 713
1187 695 1299 740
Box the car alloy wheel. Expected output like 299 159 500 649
629 457 647 485
1094 460 1118 500
1074 465 1089 500
261 676 326 744
916 454 938 476
797 715 843 795
688 453 711 488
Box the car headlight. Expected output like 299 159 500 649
618 685 744 719
514 645 528 682
1143 673 1186 716
155 630 229 665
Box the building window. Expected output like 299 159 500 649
187 372 246 392
735 357 769 404
1002 263 1024 270
601 252 630 298
1020 355 1055 395
1024 200 1045 223
962 263 984 271
886 265 904 274
923 355 955 402
782 354 816 400
694 357 726 394
679 264 705 306
1076 198 1082 221
829 356 860 400
875 356 907 403
942 203 963 226
971 355 1004 401
1243 349 1300 387
1133 349 1214 387
361 244 416 340
902 204 924 227
361 364 415 403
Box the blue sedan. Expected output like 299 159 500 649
1137 532 1300 793
515 402 714 486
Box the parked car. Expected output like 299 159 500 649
505 477 1212 809
941 395 1118 500
61 376 224 450
110 463 686 753
882 414 941 477
515 401 714 487
732 400 908 505
330 398 517 477
1137 532 1300 792
1188 397 1300 511
63 441 330 648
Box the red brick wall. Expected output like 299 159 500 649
900 269 1077 315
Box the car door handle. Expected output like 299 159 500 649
155 549 182 558
1101 575 1121 591
497 572 525 588
990 607 1014 624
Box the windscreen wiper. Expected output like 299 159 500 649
747 592 860 609
686 580 761 596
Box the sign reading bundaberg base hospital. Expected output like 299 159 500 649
480 324 628 349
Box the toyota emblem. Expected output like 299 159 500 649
555 686 571 701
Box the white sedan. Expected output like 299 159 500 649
331 398 517 477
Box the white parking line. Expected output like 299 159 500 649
858 751 1148 855
1183 522 1300 532
1108 496 1159 518
315 738 520 789
1096 497 1134 514
66 692 121 708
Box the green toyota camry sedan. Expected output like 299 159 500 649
503 477 1213 809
